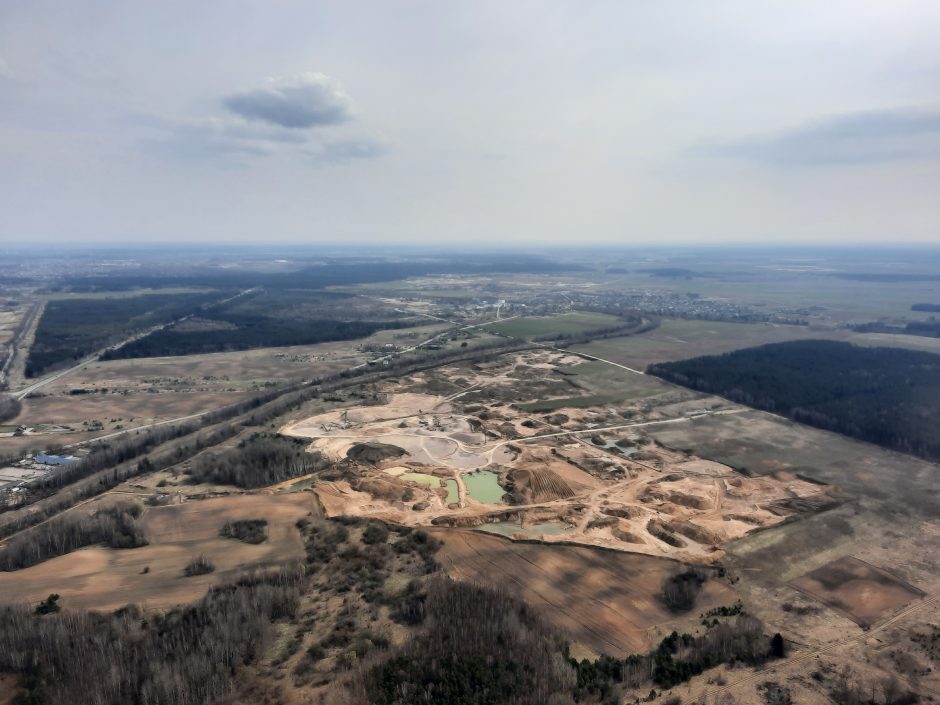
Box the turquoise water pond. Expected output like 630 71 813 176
445 479 459 504
463 470 505 504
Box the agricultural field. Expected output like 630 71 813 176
572 318 940 374
790 556 925 628
0 493 313 611
435 529 737 656
483 310 624 337
571 319 843 370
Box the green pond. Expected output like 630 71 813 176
445 479 459 504
463 470 505 504
400 472 441 488
477 521 574 537
283 478 316 493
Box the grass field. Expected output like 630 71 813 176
571 319 833 370
485 311 622 337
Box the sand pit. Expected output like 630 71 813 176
280 362 840 562
790 555 925 627
0 494 314 612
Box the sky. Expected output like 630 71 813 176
1 1 939 247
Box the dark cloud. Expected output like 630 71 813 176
223 72 355 129
705 108 940 166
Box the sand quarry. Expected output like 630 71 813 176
281 383 839 563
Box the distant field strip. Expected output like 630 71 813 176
484 311 622 337
515 391 643 412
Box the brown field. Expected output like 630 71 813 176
37 322 450 396
13 390 248 427
435 529 737 656
0 493 314 612
790 556 925 628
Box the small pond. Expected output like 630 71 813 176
463 470 506 504
444 479 459 504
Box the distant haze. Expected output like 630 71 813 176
1 1 939 246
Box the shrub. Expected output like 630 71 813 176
35 594 61 615
183 555 215 577
220 519 268 544
661 567 707 612
362 523 390 545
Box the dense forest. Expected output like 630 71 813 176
59 256 584 293
187 433 327 488
649 340 940 462
101 288 415 359
854 320 940 338
0 567 303 705
102 316 407 359
364 577 575 705
25 291 221 376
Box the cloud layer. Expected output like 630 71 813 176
708 108 940 166
223 73 354 129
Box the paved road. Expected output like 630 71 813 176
549 345 646 375
61 410 212 449
0 301 43 390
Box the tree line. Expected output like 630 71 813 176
0 501 146 571
188 433 328 488
0 393 20 423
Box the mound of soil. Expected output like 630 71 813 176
669 521 721 545
346 442 407 464
601 504 644 520
642 487 711 510
612 526 646 544
647 518 686 547
355 477 408 501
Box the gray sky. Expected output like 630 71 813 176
1 1 939 246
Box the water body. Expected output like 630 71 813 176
463 470 505 504
399 472 441 488
283 478 316 493
445 479 459 504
